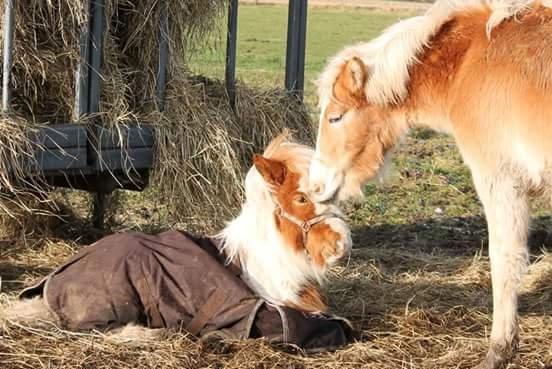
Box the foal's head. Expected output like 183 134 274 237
252 133 352 271
220 132 351 313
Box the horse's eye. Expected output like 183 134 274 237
328 114 343 124
295 194 308 204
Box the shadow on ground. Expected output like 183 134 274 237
352 214 552 255
325 215 552 335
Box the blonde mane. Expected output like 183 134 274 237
263 130 313 179
316 0 549 108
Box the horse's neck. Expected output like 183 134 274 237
217 203 319 306
399 8 490 134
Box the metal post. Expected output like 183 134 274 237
155 1 169 112
74 0 90 120
88 0 104 115
92 191 107 230
297 0 307 97
87 0 107 229
2 0 15 113
225 0 238 110
285 0 307 100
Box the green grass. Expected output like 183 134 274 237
189 5 413 103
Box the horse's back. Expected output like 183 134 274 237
452 4 552 99
446 5 552 168
23 231 257 332
486 5 552 93
432 5 552 185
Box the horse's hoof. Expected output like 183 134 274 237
474 353 504 369
475 342 517 369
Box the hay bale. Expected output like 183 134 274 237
0 114 52 236
0 0 314 233
98 0 228 127
0 0 226 124
0 2 84 123
149 75 314 230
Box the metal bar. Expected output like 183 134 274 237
86 0 104 168
225 0 238 110
73 0 91 120
2 0 15 113
285 0 308 100
92 191 107 229
88 0 104 115
296 0 308 99
155 1 169 112
87 0 107 229
285 0 299 93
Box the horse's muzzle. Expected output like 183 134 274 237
309 158 344 203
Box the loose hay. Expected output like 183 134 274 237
150 75 313 229
0 115 59 237
1 236 550 369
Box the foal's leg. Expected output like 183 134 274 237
472 172 529 369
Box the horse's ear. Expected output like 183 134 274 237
335 57 368 99
253 154 287 187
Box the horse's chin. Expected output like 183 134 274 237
335 181 365 203
310 173 365 204
333 170 373 203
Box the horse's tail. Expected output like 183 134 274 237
0 297 57 331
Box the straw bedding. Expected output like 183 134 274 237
0 221 550 369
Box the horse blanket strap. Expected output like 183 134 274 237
186 288 229 336
134 277 165 328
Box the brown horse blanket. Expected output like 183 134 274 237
20 230 353 351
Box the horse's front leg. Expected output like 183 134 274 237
472 172 530 369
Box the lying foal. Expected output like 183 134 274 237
1 133 352 348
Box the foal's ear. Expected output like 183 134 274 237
335 57 368 101
253 154 287 187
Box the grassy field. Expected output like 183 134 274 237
189 5 414 104
1 4 551 369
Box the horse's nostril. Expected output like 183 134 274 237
312 183 325 195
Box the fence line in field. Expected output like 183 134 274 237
239 0 431 12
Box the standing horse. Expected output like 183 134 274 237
1 132 352 341
308 1 552 368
